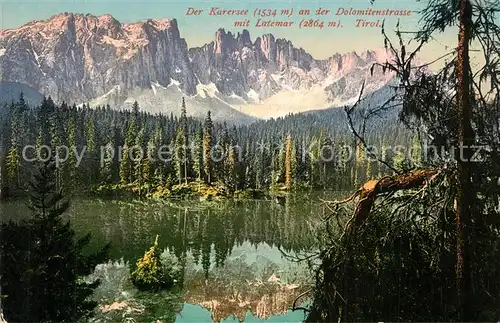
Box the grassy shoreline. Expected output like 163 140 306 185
93 181 307 201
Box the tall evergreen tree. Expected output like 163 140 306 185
143 136 156 186
0 160 109 322
285 134 292 188
67 116 78 190
192 130 203 182
174 127 187 185
120 117 136 184
180 97 189 183
134 128 146 188
203 111 213 184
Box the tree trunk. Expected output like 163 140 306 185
0 243 6 323
456 0 474 320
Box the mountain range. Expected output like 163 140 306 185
0 13 397 122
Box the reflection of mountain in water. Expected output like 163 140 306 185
61 193 337 321
184 251 310 322
68 195 323 274
188 282 305 322
86 245 311 322
2 192 339 321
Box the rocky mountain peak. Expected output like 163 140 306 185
0 13 398 121
214 28 237 55
236 30 252 47
255 34 276 61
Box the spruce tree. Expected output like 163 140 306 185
411 134 423 166
134 128 146 188
192 130 203 181
143 136 156 186
278 142 286 183
174 127 186 185
6 145 20 189
0 160 109 322
67 116 78 190
85 119 96 187
7 101 21 188
291 140 297 186
101 140 114 185
153 124 165 186
120 117 136 184
180 97 189 183
203 111 213 184
132 100 140 119
285 134 292 188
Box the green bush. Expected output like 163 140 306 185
149 186 171 199
234 189 265 199
130 235 179 291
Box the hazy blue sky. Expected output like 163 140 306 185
0 0 456 61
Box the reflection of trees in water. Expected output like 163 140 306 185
87 259 184 323
71 195 320 274
55 196 326 321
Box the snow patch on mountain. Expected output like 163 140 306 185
196 83 219 98
247 89 260 103
168 79 180 87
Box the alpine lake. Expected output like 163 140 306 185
1 191 348 322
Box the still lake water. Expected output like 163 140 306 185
1 191 346 322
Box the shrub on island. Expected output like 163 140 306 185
130 235 180 291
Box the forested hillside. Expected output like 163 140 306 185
0 93 415 199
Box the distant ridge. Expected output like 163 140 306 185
0 82 44 107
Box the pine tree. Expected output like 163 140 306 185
203 111 213 184
224 139 237 192
174 127 186 185
132 100 140 119
320 136 335 188
134 128 146 188
278 143 286 183
37 96 55 147
355 142 365 185
0 160 109 322
228 143 238 191
130 235 175 290
254 149 263 189
180 97 189 183
309 137 320 188
120 117 136 184
291 140 297 185
153 124 165 186
101 141 114 185
285 134 292 188
7 100 23 188
366 158 372 180
180 97 187 133
411 134 422 166
143 136 156 186
192 130 203 181
6 146 20 188
85 119 96 187
67 116 78 189
393 148 406 172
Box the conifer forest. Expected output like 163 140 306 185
0 95 413 199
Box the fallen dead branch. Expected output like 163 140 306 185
332 169 438 236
